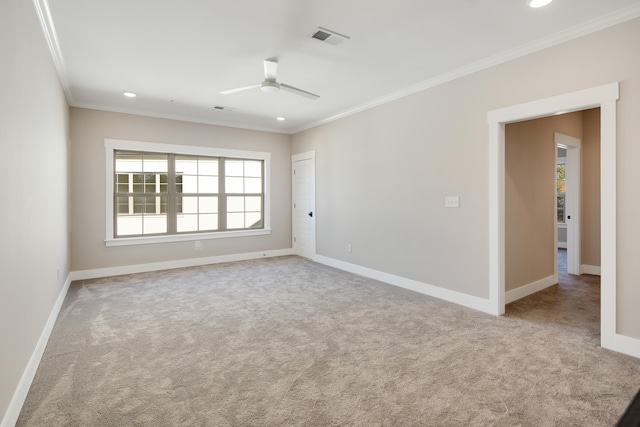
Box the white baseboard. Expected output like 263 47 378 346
1 274 73 427
505 274 557 304
313 255 494 315
70 248 295 281
581 264 601 276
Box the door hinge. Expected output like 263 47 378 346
294 237 297 243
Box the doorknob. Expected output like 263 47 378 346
308 211 313 218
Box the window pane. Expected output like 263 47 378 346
117 215 142 236
143 215 167 234
116 174 129 193
244 161 262 177
227 212 244 229
143 154 168 173
246 212 262 229
199 196 218 214
199 158 218 175
198 176 218 193
244 177 262 194
144 196 155 213
227 196 244 212
133 196 144 214
199 214 218 231
225 177 243 193
180 196 198 214
115 152 142 173
176 156 198 174
177 214 198 233
144 174 156 193
245 196 261 212
175 174 183 193
182 175 198 193
116 196 129 214
225 160 244 176
133 174 144 193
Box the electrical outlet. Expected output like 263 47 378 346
347 244 352 253
194 240 203 251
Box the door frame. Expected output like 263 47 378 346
555 133 581 275
291 151 316 259
487 82 618 352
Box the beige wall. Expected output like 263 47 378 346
505 113 582 291
582 108 601 267
506 107 601 291
292 18 640 338
0 0 70 422
69 108 292 271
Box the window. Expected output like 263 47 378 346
557 161 566 224
105 139 270 246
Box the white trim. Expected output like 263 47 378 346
32 0 73 103
557 242 567 249
581 264 601 276
105 229 272 247
505 275 557 305
1 274 72 427
488 82 619 353
104 139 271 245
313 255 494 315
70 248 294 281
291 4 640 134
611 334 640 359
291 151 316 162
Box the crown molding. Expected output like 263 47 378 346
32 0 74 103
70 102 290 135
291 3 640 134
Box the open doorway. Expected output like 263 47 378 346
555 132 582 276
487 83 619 353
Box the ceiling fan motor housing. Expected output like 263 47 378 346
261 81 280 92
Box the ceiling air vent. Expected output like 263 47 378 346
310 27 350 46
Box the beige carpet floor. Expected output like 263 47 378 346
17 255 640 426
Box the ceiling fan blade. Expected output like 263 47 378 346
220 83 260 95
264 59 278 81
280 83 320 100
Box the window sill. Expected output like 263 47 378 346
105 228 271 247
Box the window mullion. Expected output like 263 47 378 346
219 158 227 231
167 153 177 233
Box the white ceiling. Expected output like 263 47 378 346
40 0 640 134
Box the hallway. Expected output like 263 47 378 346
506 249 601 343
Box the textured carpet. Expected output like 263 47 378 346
17 255 640 426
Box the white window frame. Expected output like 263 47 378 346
105 139 271 247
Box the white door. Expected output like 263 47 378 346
555 133 581 275
292 152 316 259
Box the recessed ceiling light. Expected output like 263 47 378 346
527 0 552 7
123 91 137 98
276 116 286 121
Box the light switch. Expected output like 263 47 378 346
445 196 460 208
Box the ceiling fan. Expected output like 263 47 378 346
220 59 319 100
